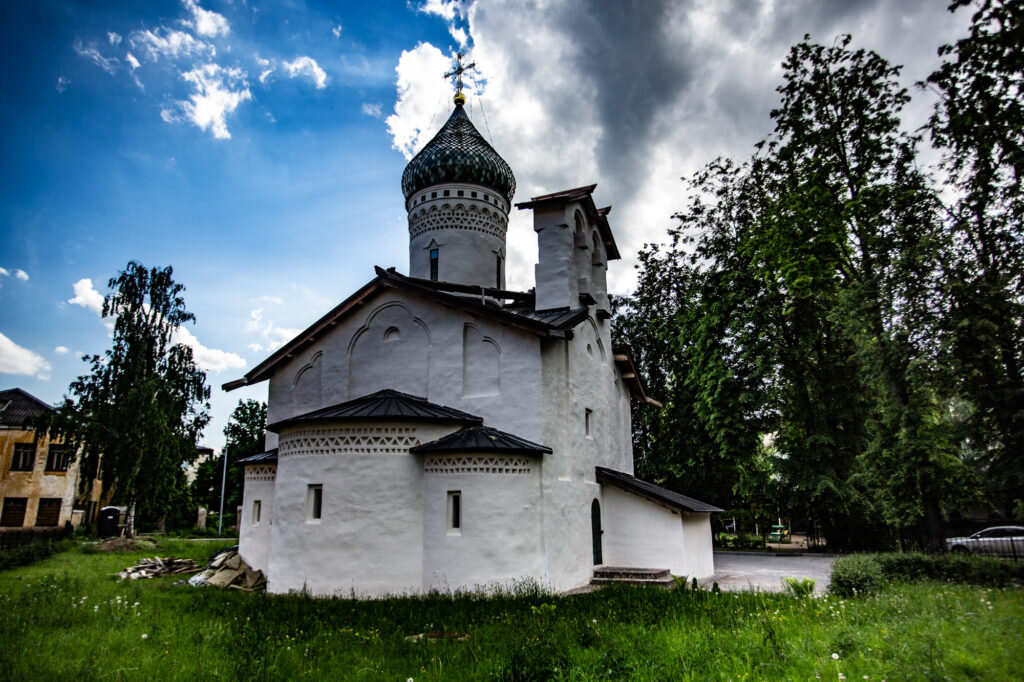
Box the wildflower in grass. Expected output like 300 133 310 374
141 634 148 640
832 653 840 660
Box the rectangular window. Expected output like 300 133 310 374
457 190 464 197
11 443 35 471
35 498 61 527
496 255 502 288
585 408 593 438
45 445 70 472
471 191 477 198
448 491 461 535
430 248 439 281
252 500 262 525
307 485 323 522
0 498 28 527
443 189 450 197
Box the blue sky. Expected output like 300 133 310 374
0 0 969 452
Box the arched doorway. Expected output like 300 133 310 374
591 499 603 565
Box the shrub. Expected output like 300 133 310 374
875 552 1024 588
782 576 816 598
830 554 884 597
0 538 73 571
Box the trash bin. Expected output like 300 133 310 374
98 506 121 537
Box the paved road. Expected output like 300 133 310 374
709 552 835 593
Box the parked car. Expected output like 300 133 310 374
945 526 1024 557
767 525 791 543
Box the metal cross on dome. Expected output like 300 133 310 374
444 52 476 105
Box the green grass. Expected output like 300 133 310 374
1 544 1022 681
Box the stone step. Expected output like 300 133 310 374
589 569 675 585
592 566 671 581
590 566 676 589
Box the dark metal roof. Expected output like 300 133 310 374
238 448 279 465
596 466 723 513
0 388 53 427
401 104 516 205
223 268 587 392
410 424 552 455
267 389 483 433
506 305 590 328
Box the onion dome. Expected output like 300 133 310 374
401 103 516 205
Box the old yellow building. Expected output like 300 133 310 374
0 388 100 529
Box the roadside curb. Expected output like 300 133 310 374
714 550 840 559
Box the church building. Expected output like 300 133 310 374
224 80 720 597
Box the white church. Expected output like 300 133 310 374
224 83 720 597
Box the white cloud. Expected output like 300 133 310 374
245 306 300 352
130 29 212 62
172 326 246 372
332 24 343 38
283 56 328 89
108 31 122 46
56 75 70 93
126 52 140 69
68 278 105 315
0 332 51 378
361 102 383 118
74 40 118 74
14 269 28 281
248 342 264 352
450 26 468 47
259 68 274 84
386 43 455 159
418 0 460 22
182 0 230 38
0 268 7 277
54 345 69 355
163 64 252 139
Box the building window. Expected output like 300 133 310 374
307 485 323 522
252 500 262 525
585 408 593 438
35 498 61 527
11 443 35 471
448 491 461 535
496 254 502 288
457 190 464 197
0 498 28 527
430 248 439 281
45 445 70 472
471 191 477 198
443 189 450 197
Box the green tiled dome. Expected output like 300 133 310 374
401 104 516 205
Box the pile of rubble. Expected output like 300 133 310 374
119 556 202 580
187 548 267 592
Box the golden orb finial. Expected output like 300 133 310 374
454 92 466 106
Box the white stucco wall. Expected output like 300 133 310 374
600 486 686 574
266 289 545 446
680 513 715 579
266 420 457 597
238 463 276 574
421 453 545 592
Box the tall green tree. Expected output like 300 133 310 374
41 262 210 533
192 399 267 513
925 0 1024 505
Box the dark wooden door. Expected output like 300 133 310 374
591 499 603 565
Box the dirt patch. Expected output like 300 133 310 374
95 537 158 553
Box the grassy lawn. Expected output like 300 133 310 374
1 542 1021 681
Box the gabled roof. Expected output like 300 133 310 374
238 448 279 465
596 466 723 513
410 424 552 456
0 388 53 427
267 389 483 433
515 184 621 261
223 267 588 392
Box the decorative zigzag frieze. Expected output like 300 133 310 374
409 205 507 241
279 427 421 457
245 465 276 482
423 455 533 475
